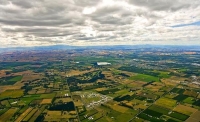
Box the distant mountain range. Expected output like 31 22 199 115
0 45 200 53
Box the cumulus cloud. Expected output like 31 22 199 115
0 0 200 47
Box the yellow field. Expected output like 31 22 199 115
0 108 18 122
155 97 177 109
0 89 24 99
15 107 33 122
95 87 107 92
55 98 72 103
173 105 198 115
74 101 83 107
108 103 128 113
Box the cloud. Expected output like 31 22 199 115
128 0 199 11
0 0 200 47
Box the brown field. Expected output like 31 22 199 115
66 69 96 76
36 89 46 94
95 87 107 92
0 108 18 122
187 84 200 89
161 79 179 86
145 82 164 92
40 99 52 104
48 83 54 88
186 111 200 122
45 88 53 93
15 107 33 122
183 90 198 98
121 79 133 84
28 89 37 94
0 70 7 77
0 85 22 93
44 111 75 121
21 71 44 82
162 76 187 85
129 81 146 87
198 94 200 99
173 105 198 115
12 70 33 76
30 100 42 105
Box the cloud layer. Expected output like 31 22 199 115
0 0 200 47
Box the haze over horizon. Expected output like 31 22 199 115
0 0 200 47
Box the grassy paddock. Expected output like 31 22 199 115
129 74 160 82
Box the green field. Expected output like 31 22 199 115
157 71 171 78
129 74 160 82
138 113 165 122
21 94 41 105
40 93 56 99
8 76 23 82
148 105 170 115
183 97 195 104
168 111 189 121
0 75 23 85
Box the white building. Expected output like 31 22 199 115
97 62 111 66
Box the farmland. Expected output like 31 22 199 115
129 74 160 82
0 47 199 122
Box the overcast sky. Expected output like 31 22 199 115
0 0 200 47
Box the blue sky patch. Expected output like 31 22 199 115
171 21 200 28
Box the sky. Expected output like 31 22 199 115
0 0 200 47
